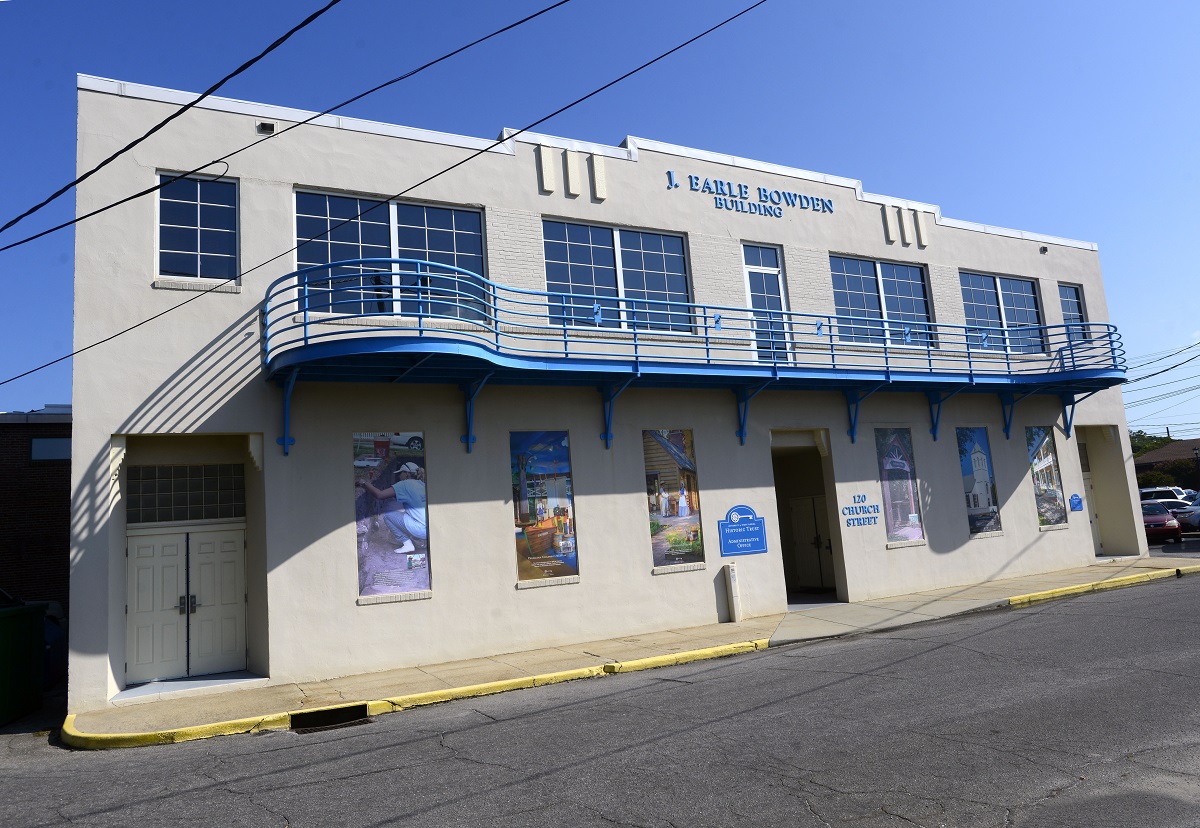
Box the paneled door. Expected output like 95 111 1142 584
126 529 245 684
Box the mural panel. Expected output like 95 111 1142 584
353 432 429 596
642 429 704 567
512 431 579 581
957 427 1002 534
1026 426 1066 526
874 428 926 542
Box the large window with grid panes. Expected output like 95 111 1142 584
295 192 487 321
542 220 691 332
159 174 238 280
959 271 1044 353
829 255 933 346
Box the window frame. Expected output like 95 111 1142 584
156 171 240 284
293 188 488 320
1058 282 1088 342
541 219 693 333
829 254 935 348
742 242 790 361
959 269 1047 354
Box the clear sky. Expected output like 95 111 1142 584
0 0 1197 434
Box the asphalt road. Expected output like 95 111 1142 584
4 576 1200 828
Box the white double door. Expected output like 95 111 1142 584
126 527 246 685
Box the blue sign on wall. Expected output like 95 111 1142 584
718 505 768 557
1069 494 1083 512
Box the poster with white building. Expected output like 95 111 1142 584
957 427 1001 534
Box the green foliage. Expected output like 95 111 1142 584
650 519 665 535
1137 470 1174 488
1130 430 1173 457
1158 459 1200 491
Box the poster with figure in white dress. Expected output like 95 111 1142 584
352 432 430 596
642 429 704 567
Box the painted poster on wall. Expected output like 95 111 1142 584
1026 426 1066 526
353 432 429 597
642 429 704 567
874 428 926 542
957 427 1002 535
512 431 579 581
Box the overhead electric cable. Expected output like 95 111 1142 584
1128 390 1200 422
1125 339 1200 372
0 0 770 390
1124 350 1200 385
0 0 574 255
0 0 347 238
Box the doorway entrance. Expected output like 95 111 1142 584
125 526 246 685
1077 436 1104 557
771 445 839 600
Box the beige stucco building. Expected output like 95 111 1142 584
69 75 1144 713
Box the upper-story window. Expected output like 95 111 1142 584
159 175 237 280
743 244 788 361
1058 283 1087 341
296 193 486 320
829 256 932 345
395 203 487 321
959 272 1044 353
296 192 391 314
542 220 691 332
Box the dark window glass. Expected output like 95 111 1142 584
126 464 245 524
392 202 488 322
296 192 391 315
159 176 237 280
1059 283 1087 342
745 245 787 362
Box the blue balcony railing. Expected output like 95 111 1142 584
262 259 1126 388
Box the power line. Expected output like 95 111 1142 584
0 0 770 390
1121 371 1200 394
1124 349 1200 385
1125 339 1200 372
0 0 574 255
0 0 347 238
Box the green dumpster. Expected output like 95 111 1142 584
0 604 45 726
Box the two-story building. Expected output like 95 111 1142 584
69 75 1143 713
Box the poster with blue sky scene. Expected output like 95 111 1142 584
512 431 578 581
1026 426 1067 526
957 427 1002 535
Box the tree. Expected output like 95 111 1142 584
1130 429 1173 457
1137 470 1174 488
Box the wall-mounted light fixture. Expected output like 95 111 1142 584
1039 246 1048 254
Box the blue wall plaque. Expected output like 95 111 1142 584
718 505 768 557
1069 494 1083 512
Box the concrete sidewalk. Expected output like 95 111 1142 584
63 556 1200 749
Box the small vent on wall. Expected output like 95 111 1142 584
256 121 276 136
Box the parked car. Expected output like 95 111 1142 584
1172 499 1200 531
352 456 382 468
1152 498 1193 516
1139 486 1188 502
1142 502 1182 544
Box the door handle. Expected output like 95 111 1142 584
178 595 188 615
189 594 198 614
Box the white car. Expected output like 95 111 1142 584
353 456 382 468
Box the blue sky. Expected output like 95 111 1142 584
0 0 1197 434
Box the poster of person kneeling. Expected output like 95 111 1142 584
511 431 579 581
642 429 704 567
353 432 430 597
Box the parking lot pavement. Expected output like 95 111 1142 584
1149 532 1200 558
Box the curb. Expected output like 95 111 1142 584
1007 565 1200 608
59 646 762 750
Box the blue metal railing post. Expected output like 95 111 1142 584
702 308 711 363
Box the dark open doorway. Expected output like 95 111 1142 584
771 446 840 605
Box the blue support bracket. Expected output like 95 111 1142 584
925 387 965 442
599 375 636 449
1059 389 1102 439
844 384 883 444
735 380 775 446
276 368 298 456
460 372 493 454
998 388 1042 440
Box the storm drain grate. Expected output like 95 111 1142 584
290 703 370 734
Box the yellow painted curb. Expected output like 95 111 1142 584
60 711 291 750
603 640 759 674
1008 565 1197 608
